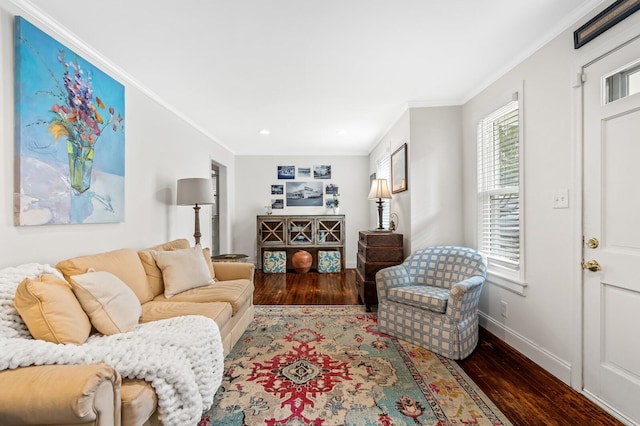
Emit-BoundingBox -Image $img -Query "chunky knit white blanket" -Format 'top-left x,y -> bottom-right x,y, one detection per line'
0,263 -> 224,426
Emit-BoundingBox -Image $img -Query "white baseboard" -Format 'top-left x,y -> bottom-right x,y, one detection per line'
478,311 -> 572,385
582,390 -> 638,426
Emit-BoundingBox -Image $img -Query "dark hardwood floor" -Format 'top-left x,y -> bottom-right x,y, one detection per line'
253,269 -> 624,426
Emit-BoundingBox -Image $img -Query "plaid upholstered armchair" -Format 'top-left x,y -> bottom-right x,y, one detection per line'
376,246 -> 487,359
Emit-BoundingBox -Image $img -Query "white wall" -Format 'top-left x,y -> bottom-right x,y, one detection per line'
462,35 -> 577,382
461,6 -> 640,384
368,106 -> 463,256
409,106 -> 463,251
0,1 -> 235,268
233,155 -> 369,268
368,110 -> 411,252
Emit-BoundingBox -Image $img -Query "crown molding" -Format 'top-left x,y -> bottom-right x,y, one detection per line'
5,0 -> 235,155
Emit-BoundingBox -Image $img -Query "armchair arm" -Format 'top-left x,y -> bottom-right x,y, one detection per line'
212,262 -> 255,283
375,264 -> 411,301
445,276 -> 485,321
0,363 -> 121,426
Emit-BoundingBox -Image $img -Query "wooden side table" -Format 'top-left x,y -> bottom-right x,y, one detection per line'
211,254 -> 249,263
356,231 -> 404,311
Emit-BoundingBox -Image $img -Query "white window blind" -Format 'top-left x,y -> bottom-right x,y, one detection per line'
477,100 -> 520,267
376,155 -> 391,229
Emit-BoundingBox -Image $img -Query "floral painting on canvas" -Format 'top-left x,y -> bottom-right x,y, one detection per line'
14,17 -> 125,225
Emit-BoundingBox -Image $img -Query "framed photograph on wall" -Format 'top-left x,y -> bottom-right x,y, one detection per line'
297,167 -> 311,178
286,182 -> 323,206
271,184 -> 284,195
325,184 -> 339,195
313,165 -> 331,179
391,143 -> 407,193
277,166 -> 295,179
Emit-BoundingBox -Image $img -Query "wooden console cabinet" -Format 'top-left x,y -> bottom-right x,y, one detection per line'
257,215 -> 345,271
356,231 -> 404,311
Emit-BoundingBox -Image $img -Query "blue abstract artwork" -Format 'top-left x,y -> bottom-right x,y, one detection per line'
14,17 -> 125,225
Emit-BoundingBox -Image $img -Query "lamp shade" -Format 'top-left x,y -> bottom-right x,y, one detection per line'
368,179 -> 391,200
177,178 -> 215,206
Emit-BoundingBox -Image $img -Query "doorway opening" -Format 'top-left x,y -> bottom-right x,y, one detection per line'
210,162 -> 220,256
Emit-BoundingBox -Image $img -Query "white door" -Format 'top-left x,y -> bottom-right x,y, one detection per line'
583,36 -> 640,425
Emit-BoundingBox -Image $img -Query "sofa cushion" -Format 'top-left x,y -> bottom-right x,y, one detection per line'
57,249 -> 153,304
138,239 -> 192,297
387,285 -> 450,314
152,279 -> 253,315
121,379 -> 157,426
69,271 -> 142,335
13,274 -> 91,345
153,246 -> 215,298
202,247 -> 216,280
140,300 -> 232,329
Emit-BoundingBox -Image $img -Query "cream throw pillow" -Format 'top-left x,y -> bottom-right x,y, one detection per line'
153,245 -> 215,298
14,274 -> 91,345
69,270 -> 142,335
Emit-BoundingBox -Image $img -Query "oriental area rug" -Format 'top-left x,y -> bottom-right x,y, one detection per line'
202,306 -> 512,426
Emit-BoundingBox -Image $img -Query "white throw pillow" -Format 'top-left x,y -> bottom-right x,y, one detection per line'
69,270 -> 142,335
153,245 -> 215,298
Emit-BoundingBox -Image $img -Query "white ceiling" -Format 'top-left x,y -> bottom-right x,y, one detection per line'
26,0 -> 602,156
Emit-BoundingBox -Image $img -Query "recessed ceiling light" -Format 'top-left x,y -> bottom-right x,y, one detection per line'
259,129 -> 271,135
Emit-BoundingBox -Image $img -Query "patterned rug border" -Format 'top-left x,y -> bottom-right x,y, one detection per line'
247,305 -> 511,425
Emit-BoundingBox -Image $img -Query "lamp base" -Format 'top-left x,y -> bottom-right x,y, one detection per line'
193,204 -> 202,246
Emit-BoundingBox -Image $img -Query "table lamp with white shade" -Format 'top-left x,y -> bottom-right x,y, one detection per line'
368,178 -> 391,231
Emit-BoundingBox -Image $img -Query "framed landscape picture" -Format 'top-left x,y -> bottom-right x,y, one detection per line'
297,167 -> 311,178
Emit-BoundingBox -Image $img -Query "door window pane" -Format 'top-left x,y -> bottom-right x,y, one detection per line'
605,62 -> 640,103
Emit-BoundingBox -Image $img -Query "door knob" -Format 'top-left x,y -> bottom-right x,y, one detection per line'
586,237 -> 599,249
582,259 -> 602,272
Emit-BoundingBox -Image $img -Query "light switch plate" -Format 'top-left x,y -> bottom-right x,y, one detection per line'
552,189 -> 569,209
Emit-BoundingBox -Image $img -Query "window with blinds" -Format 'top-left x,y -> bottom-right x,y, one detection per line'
376,155 -> 391,229
477,99 -> 520,268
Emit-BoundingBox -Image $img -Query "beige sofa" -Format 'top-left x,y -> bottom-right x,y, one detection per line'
0,239 -> 254,426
